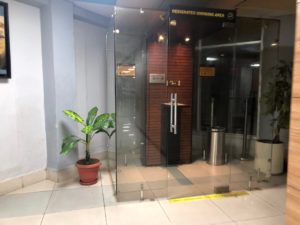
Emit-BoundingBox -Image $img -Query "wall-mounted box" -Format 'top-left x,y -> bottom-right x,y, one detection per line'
149,73 -> 166,84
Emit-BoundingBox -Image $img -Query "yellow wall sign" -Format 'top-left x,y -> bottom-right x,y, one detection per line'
200,67 -> 216,77
172,9 -> 224,18
170,7 -> 236,22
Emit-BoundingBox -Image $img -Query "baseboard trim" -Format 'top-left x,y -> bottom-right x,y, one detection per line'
0,152 -> 113,195
0,170 -> 46,195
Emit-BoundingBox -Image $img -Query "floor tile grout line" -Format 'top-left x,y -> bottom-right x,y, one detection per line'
232,214 -> 286,223
103,169 -> 172,223
208,198 -> 236,223
210,221 -> 238,225
156,199 -> 173,224
246,190 -> 285,215
250,188 -> 286,212
39,185 -> 56,225
209,192 -> 285,224
100,172 -> 109,225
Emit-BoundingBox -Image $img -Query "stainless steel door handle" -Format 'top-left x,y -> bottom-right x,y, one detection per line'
169,93 -> 178,134
174,93 -> 177,135
170,93 -> 174,133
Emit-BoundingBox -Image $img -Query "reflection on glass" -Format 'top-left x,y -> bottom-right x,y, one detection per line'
255,20 -> 289,182
113,5 -> 288,200
115,7 -> 169,201
199,44 -> 260,135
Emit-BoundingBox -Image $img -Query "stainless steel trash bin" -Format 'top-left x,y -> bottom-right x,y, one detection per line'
208,127 -> 225,165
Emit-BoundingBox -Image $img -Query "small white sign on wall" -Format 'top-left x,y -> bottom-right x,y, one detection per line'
149,73 -> 166,84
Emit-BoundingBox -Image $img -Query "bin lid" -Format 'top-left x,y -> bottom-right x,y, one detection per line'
210,126 -> 225,132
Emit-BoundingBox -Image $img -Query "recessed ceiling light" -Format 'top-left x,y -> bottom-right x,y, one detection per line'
250,63 -> 260,68
185,36 -> 190,42
170,20 -> 177,26
271,42 -> 278,47
113,29 -> 120,34
158,34 -> 165,42
159,14 -> 165,21
206,57 -> 218,62
140,8 -> 144,14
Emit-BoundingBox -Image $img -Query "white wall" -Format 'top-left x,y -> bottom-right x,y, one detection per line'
74,20 -> 108,157
42,0 -> 78,170
0,1 -> 46,181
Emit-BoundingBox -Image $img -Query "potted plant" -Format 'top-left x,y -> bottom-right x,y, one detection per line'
61,106 -> 115,185
255,60 -> 292,175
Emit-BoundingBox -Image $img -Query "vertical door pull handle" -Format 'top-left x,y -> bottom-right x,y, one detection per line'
170,93 -> 174,133
174,93 -> 177,134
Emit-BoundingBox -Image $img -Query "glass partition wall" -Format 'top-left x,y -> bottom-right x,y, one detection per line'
114,7 -> 169,200
256,20 -> 288,188
114,7 -> 287,201
106,22 -> 117,192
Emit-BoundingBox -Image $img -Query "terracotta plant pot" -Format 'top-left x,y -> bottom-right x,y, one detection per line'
76,158 -> 101,185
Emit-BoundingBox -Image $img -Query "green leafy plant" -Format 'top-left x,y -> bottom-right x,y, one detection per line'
261,60 -> 292,143
61,107 -> 116,164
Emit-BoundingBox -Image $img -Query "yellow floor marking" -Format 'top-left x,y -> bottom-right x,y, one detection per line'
168,191 -> 249,203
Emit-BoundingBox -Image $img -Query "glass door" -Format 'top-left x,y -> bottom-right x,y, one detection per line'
226,18 -> 263,192
114,7 -> 169,201
227,18 -> 286,192
167,11 -> 236,198
166,15 -> 278,198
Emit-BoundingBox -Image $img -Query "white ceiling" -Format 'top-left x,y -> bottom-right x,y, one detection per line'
72,0 -> 296,18
73,1 -> 114,17
116,0 -> 165,9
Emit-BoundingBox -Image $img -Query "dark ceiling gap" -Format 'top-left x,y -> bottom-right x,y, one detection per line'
234,0 -> 248,9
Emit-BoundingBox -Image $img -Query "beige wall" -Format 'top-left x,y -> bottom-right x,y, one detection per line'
286,2 -> 300,224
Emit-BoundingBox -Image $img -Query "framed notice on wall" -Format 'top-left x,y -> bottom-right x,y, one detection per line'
0,1 -> 10,79
116,65 -> 136,77
199,66 -> 216,77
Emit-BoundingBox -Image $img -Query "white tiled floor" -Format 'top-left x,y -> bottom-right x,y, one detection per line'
160,199 -> 232,225
211,194 -> 281,221
236,215 -> 285,225
106,201 -> 172,225
251,187 -> 287,213
0,215 -> 43,225
0,171 -> 286,225
116,159 -> 286,199
42,208 -> 106,225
